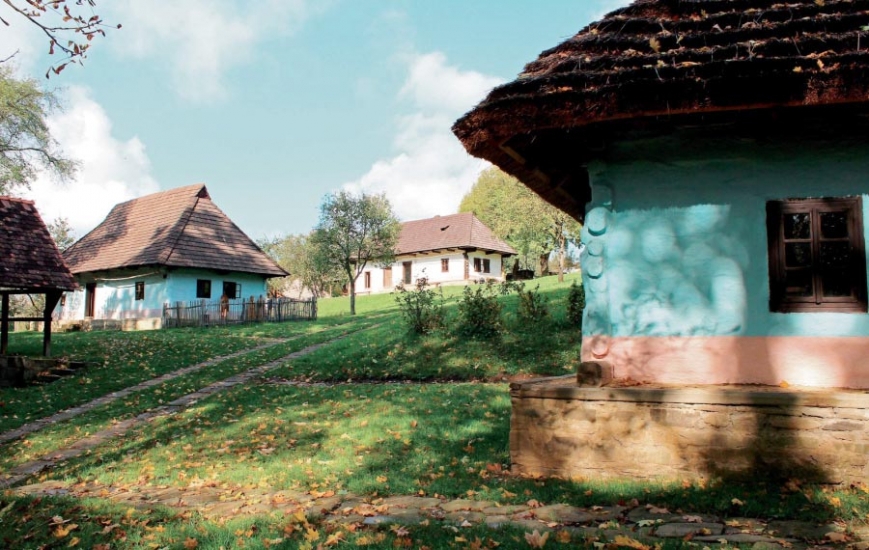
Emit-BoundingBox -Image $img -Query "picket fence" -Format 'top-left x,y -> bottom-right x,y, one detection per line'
162,296 -> 317,328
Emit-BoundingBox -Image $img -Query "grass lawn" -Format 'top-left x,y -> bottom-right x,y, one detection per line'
1,275 -> 867,548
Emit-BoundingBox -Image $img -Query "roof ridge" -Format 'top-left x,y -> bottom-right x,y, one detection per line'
0,196 -> 35,205
160,190 -> 203,265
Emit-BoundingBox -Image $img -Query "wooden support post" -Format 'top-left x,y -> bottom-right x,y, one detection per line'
1,293 -> 9,355
43,290 -> 63,357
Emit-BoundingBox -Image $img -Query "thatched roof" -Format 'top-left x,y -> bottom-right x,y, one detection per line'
397,213 -> 516,256
64,184 -> 287,278
453,0 -> 869,220
0,197 -> 77,292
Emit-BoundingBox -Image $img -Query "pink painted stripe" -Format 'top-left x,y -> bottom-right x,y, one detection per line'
583,335 -> 869,389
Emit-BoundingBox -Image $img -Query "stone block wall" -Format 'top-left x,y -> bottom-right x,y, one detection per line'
511,376 -> 869,484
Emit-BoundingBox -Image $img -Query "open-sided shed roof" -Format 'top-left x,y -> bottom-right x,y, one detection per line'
0,197 -> 76,292
453,0 -> 869,220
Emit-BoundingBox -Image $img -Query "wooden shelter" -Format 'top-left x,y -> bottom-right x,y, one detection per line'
0,197 -> 77,356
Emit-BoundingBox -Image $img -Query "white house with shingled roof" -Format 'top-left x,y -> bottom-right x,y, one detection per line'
352,212 -> 515,295
57,184 -> 287,328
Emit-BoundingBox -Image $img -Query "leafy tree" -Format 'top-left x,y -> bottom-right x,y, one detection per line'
47,216 -> 74,251
459,167 -> 582,281
0,68 -> 76,194
311,190 -> 400,315
0,0 -> 120,76
259,232 -> 342,298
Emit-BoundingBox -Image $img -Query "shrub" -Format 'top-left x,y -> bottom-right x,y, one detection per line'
455,281 -> 502,338
515,282 -> 549,325
394,277 -> 445,334
567,280 -> 586,328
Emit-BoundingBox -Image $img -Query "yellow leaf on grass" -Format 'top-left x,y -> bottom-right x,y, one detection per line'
555,530 -> 571,543
376,475 -> 388,483
304,527 -> 320,542
613,535 -> 650,550
67,537 -> 80,547
183,537 -> 199,549
524,530 -> 549,548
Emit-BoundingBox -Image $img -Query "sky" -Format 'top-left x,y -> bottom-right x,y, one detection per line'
5,0 -> 628,242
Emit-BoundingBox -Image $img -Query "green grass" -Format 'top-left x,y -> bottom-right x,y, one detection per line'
1,274 -> 866,548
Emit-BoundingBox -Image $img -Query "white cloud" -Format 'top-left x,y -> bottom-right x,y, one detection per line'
107,0 -> 322,103
23,86 -> 159,236
343,52 -> 503,221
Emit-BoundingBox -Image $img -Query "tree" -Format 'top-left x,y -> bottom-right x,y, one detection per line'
0,68 -> 76,194
459,167 -> 582,281
259,232 -> 342,298
47,216 -> 74,251
0,0 -> 120,76
311,191 -> 400,315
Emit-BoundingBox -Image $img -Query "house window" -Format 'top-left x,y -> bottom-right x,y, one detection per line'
766,196 -> 867,312
135,281 -> 145,301
483,259 -> 491,273
223,281 -> 241,299
473,258 -> 482,272
197,279 -> 211,299
60,294 -> 66,307
441,258 -> 449,272
364,271 -> 372,289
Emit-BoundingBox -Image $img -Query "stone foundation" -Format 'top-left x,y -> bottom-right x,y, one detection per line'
510,375 -> 869,484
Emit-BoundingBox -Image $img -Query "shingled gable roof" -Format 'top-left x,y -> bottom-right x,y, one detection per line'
63,184 -> 287,278
453,0 -> 869,220
396,213 -> 516,256
0,197 -> 77,292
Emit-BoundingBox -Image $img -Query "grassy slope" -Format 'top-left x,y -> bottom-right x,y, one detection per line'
1,274 -> 865,549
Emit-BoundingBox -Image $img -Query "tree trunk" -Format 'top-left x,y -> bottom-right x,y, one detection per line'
557,231 -> 566,283
538,253 -> 549,277
349,283 -> 356,315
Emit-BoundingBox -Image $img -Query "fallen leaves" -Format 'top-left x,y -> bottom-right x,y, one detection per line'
524,529 -> 549,548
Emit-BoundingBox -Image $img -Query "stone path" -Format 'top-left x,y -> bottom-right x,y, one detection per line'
0,336 -> 294,445
0,332 -> 358,489
14,480 -> 861,548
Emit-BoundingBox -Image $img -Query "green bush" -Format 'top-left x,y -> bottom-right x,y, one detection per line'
567,280 -> 586,327
515,282 -> 549,325
394,277 -> 445,334
455,281 -> 503,339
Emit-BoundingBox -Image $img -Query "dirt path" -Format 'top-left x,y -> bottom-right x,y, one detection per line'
0,337 -> 295,446
0,329 -> 367,488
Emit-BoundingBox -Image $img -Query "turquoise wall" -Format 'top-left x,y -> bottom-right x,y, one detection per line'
167,269 -> 269,304
581,136 -> 869,339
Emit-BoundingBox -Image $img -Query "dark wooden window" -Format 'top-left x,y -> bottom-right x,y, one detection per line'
767,197 -> 867,312
483,259 -> 491,273
197,279 -> 211,299
364,271 -> 371,289
223,281 -> 241,299
473,258 -> 482,272
135,281 -> 145,301
441,258 -> 449,272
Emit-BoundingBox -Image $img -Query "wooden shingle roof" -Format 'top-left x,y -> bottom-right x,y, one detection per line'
453,0 -> 869,220
397,213 -> 516,256
0,197 -> 77,292
63,184 -> 288,278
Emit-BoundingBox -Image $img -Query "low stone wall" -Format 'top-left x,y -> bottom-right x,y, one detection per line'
511,376 -> 869,485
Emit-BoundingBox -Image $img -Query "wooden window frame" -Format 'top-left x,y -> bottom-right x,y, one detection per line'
135,281 -> 145,301
223,281 -> 241,299
483,258 -> 491,274
766,196 -> 867,313
473,257 -> 482,272
196,279 -> 211,299
364,271 -> 371,289
441,258 -> 449,273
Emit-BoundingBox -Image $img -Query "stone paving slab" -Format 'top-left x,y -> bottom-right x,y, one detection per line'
10,478 -> 862,548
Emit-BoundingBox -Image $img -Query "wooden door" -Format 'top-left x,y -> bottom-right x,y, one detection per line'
402,261 -> 412,284
85,283 -> 96,318
383,267 -> 392,288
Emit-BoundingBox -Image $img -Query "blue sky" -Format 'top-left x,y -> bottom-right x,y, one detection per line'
8,0 -> 626,240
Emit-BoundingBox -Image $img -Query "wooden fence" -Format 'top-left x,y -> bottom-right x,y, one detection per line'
162,296 -> 317,329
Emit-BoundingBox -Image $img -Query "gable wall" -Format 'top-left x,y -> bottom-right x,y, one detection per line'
581,136 -> 869,388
